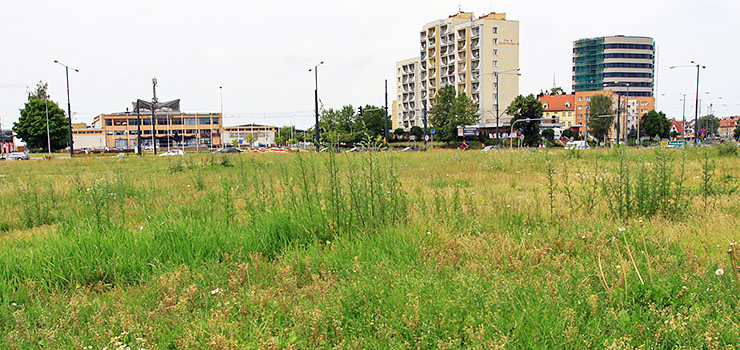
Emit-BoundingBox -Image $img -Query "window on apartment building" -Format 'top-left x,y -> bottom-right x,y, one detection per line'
565,102 -> 571,108
585,97 -> 591,101
212,118 -> 219,125
157,118 -> 168,125
113,120 -> 127,126
568,112 -> 572,116
585,106 -> 590,110
578,106 -> 583,110
128,119 -> 139,125
493,49 -> 498,56
129,130 -> 139,135
143,119 -> 152,126
171,118 -> 183,125
143,130 -> 151,135
492,27 -> 498,34
185,118 -> 196,125
199,118 -> 211,125
641,102 -> 648,106
105,119 -> 113,126
106,131 -> 113,135
186,129 -> 196,134
493,38 -> 498,45
578,114 -> 582,119
578,97 -> 583,102
157,130 -> 169,135
493,60 -> 498,67
114,131 -> 126,135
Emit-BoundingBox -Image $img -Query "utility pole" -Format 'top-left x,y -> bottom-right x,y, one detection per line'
45,94 -> 51,155
384,79 -> 389,147
219,86 -> 223,147
152,77 -> 158,155
54,60 -> 78,157
136,100 -> 142,155
681,94 -> 686,142
309,62 -> 323,151
616,93 -> 621,145
422,100 -> 428,146
494,71 -> 500,146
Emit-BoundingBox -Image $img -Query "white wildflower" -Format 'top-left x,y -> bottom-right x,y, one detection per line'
716,268 -> 724,276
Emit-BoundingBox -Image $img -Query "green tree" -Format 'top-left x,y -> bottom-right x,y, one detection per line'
562,129 -> 575,140
243,133 -> 256,146
356,105 -> 386,140
506,94 -> 544,147
587,94 -> 614,142
640,110 -> 671,139
14,82 -> 68,151
429,85 -> 479,143
734,123 -> 740,140
541,129 -> 555,142
274,136 -> 285,145
409,126 -> 423,140
393,127 -> 405,141
698,114 -> 720,137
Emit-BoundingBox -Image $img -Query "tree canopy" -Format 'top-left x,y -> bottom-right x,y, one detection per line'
14,82 -> 69,151
640,110 -> 671,139
429,85 -> 479,143
587,94 -> 613,142
506,94 -> 544,147
698,114 -> 720,137
319,104 -> 387,144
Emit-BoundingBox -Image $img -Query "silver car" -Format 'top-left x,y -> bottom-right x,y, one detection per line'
3,151 -> 30,160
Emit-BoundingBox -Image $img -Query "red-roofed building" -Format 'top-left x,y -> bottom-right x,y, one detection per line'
538,93 -> 576,128
719,116 -> 740,138
669,120 -> 683,136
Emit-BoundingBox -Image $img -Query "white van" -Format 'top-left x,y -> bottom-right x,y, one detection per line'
565,140 -> 590,150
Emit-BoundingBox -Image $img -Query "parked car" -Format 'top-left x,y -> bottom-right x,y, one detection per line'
159,149 -> 186,157
212,148 -> 242,153
3,151 -> 30,160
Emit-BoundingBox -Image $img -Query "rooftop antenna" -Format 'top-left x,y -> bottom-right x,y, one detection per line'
458,0 -> 461,13
553,74 -> 556,90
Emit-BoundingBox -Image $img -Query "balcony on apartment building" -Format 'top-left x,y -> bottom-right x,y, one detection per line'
472,82 -> 480,92
471,93 -> 480,102
457,40 -> 466,51
458,51 -> 466,60
471,61 -> 480,71
457,29 -> 466,40
471,38 -> 480,49
458,62 -> 466,73
471,26 -> 480,38
471,73 -> 479,82
471,49 -> 480,60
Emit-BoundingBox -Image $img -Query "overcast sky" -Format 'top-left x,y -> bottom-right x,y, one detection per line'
1,0 -> 737,129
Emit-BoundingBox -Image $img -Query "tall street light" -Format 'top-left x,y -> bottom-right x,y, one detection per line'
54,60 -> 78,157
490,68 -> 520,146
309,61 -> 324,151
219,86 -> 223,148
670,61 -> 706,144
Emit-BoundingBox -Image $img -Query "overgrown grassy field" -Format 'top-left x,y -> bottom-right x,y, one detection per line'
1,147 -> 739,349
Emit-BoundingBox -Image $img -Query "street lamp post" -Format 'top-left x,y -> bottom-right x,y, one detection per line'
309,61 -> 324,151
670,62 -> 706,144
44,94 -> 51,155
491,68 -> 520,146
509,117 -> 546,148
219,86 -> 223,148
53,60 -> 78,157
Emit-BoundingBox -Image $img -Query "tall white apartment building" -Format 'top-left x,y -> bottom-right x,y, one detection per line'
399,12 -> 519,131
395,57 -> 422,129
